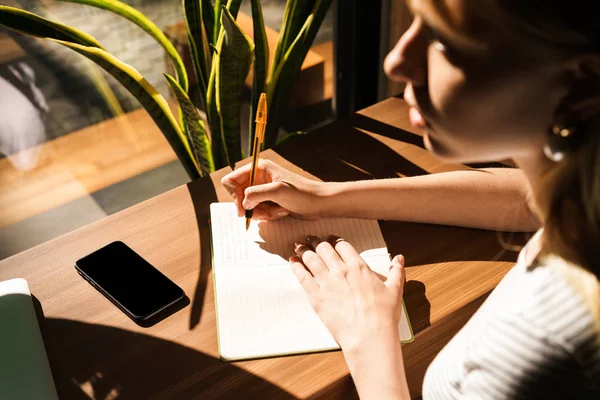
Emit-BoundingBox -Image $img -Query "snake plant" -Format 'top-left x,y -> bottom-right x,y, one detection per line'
0,0 -> 332,179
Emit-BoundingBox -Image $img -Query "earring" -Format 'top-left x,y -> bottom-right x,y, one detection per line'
543,124 -> 575,162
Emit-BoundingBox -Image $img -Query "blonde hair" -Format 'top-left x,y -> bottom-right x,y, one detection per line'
499,0 -> 600,334
534,124 -> 600,337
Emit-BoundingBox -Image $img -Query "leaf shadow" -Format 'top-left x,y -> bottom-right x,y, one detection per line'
186,175 -> 219,330
275,117 -> 429,182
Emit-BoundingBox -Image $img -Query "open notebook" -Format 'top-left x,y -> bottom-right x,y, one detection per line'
210,202 -> 414,361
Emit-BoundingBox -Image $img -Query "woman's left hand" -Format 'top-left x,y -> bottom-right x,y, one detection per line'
290,235 -> 406,352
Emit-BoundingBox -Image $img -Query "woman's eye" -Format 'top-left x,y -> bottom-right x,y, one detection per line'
427,28 -> 448,52
425,26 -> 460,60
432,39 -> 447,52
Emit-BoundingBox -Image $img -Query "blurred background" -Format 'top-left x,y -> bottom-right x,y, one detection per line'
0,0 -> 411,259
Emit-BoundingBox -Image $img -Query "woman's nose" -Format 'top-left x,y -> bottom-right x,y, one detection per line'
384,18 -> 428,86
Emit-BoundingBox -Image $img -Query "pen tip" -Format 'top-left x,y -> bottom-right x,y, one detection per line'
245,218 -> 251,231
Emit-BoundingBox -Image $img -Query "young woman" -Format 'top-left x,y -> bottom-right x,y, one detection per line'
222,0 -> 600,398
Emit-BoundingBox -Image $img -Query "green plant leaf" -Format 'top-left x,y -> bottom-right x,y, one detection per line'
248,0 -> 269,154
10,1 -> 125,117
183,0 -> 208,104
206,3 -> 247,168
298,0 -> 333,66
206,64 -> 224,168
225,0 -> 243,20
270,0 -> 295,72
213,0 -> 243,47
61,42 -> 200,179
264,0 -> 333,148
0,5 -> 124,117
264,16 -> 312,148
213,0 -> 222,46
283,1 -> 315,51
202,0 -> 215,48
0,5 -> 103,48
274,130 -> 307,147
60,0 -> 189,92
165,74 -> 215,176
215,6 -> 254,168
269,0 -> 314,74
0,5 -> 201,178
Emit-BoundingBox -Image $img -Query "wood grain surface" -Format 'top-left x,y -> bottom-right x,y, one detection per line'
0,97 -> 521,399
0,106 -> 177,227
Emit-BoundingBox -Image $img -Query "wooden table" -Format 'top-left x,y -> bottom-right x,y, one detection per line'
0,97 -> 521,399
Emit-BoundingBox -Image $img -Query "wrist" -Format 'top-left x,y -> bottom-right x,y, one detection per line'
342,325 -> 400,361
314,181 -> 345,217
316,181 -> 353,217
342,326 -> 408,400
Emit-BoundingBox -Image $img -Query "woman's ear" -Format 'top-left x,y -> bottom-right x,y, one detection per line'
561,53 -> 600,121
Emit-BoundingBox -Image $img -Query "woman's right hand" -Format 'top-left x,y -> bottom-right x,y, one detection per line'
221,159 -> 330,221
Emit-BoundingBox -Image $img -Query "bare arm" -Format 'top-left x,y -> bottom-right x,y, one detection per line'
321,167 -> 540,232
344,329 -> 410,400
224,160 -> 541,232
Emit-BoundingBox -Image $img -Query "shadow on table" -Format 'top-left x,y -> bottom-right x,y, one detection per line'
276,116 -> 430,182
350,113 -> 426,149
167,109 -> 522,398
403,280 -> 431,334
380,220 -> 525,267
32,299 -> 296,399
186,176 -> 219,330
275,114 -> 526,267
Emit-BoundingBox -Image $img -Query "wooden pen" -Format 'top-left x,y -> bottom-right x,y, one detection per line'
245,93 -> 267,230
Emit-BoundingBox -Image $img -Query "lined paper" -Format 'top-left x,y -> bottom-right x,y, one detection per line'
210,202 -> 389,268
210,202 -> 414,361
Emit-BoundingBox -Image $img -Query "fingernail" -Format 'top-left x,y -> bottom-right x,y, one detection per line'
242,199 -> 252,209
276,210 -> 289,217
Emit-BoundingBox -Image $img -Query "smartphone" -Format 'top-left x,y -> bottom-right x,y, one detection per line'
75,241 -> 185,323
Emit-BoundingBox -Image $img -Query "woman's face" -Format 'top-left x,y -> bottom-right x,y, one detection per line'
385,0 -> 572,164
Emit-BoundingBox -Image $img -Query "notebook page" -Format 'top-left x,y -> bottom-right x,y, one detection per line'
214,265 -> 337,360
214,260 -> 413,361
210,202 -> 388,268
210,202 -> 414,360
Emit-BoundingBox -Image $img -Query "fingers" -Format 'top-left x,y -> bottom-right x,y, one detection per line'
306,235 -> 344,274
329,236 -> 364,273
243,181 -> 289,210
290,256 -> 318,294
221,179 -> 245,217
393,254 -> 405,269
221,163 -> 251,188
221,159 -> 273,187
221,163 -> 252,217
221,159 -> 277,216
250,203 -> 289,221
295,242 -> 329,281
385,254 -> 406,291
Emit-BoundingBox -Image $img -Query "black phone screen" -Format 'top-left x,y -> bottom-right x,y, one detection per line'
75,241 -> 184,320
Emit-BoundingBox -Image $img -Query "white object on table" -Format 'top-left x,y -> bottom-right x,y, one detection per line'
0,278 -> 58,400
